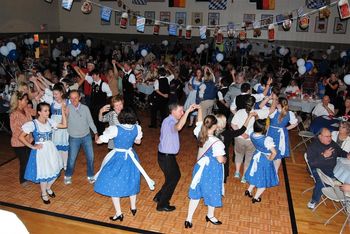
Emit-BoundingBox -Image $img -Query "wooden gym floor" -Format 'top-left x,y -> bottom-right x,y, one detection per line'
0,114 -> 349,234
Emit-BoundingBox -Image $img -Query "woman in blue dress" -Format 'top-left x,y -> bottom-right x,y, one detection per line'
244,119 -> 278,203
267,97 -> 298,172
51,84 -> 69,170
184,112 -> 226,228
19,102 -> 66,204
94,107 -> 154,221
184,68 -> 203,127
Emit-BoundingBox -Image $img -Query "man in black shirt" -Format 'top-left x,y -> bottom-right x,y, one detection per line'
306,128 -> 350,209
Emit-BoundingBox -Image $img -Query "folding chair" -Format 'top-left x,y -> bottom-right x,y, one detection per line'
292,114 -> 315,150
302,153 -> 315,195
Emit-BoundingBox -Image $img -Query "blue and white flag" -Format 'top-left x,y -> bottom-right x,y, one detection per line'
306,0 -> 329,9
62,0 -> 73,10
132,0 -> 147,4
136,16 -> 146,32
168,24 -> 177,36
100,6 -> 112,22
200,26 -> 207,40
209,0 -> 227,10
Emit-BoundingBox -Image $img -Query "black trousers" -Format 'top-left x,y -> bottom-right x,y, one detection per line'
155,152 -> 181,207
91,106 -> 105,136
150,99 -> 168,127
13,146 -> 30,184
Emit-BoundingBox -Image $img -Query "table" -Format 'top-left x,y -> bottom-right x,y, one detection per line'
334,157 -> 350,184
136,83 -> 154,95
288,98 -> 320,113
309,116 -> 340,134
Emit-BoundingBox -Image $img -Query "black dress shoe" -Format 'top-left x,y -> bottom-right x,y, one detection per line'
205,216 -> 222,225
244,190 -> 253,198
156,205 -> 176,212
153,197 -> 160,203
184,221 -> 193,228
252,197 -> 262,203
130,208 -> 137,216
109,214 -> 124,221
47,189 -> 56,198
41,195 -> 51,205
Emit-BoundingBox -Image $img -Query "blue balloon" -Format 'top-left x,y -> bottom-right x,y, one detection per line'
7,49 -> 18,61
72,44 -> 78,50
33,41 -> 40,48
78,42 -> 84,50
305,62 -> 313,72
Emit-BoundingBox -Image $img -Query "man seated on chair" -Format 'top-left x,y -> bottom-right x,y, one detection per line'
306,128 -> 350,209
312,95 -> 335,118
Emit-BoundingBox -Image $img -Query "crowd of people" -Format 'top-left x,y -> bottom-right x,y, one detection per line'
1,38 -> 350,228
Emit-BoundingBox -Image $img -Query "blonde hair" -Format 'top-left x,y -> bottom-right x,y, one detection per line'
17,82 -> 29,92
215,114 -> 227,134
198,115 -> 218,147
10,91 -> 28,113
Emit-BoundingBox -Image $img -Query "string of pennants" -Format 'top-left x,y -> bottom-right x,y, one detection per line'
60,0 -> 350,40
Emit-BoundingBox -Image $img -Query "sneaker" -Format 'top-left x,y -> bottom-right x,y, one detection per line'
87,176 -> 95,184
307,201 -> 316,209
64,176 -> 72,185
234,172 -> 240,178
240,177 -> 246,183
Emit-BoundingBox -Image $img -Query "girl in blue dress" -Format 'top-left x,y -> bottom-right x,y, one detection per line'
185,112 -> 226,228
19,102 -> 66,204
51,84 -> 69,170
244,119 -> 278,203
267,97 -> 298,172
94,108 -> 154,222
184,68 -> 203,127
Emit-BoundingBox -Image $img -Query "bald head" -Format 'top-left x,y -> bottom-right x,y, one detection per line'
318,128 -> 332,145
322,95 -> 330,106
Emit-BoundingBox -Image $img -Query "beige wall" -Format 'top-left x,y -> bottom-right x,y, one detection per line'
0,0 -> 59,32
0,0 -> 349,44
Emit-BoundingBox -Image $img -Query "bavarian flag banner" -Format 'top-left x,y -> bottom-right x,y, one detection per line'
169,0 -> 186,8
136,16 -> 146,32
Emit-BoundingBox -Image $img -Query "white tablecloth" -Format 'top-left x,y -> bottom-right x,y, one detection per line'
136,83 -> 154,95
334,157 -> 350,184
288,98 -> 321,113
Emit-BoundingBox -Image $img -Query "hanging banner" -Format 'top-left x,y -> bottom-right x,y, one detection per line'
153,20 -> 160,35
200,26 -> 207,40
62,0 -> 73,11
338,0 -> 350,19
216,29 -> 223,44
120,12 -> 128,28
136,16 -> 146,32
185,25 -> 192,39
100,6 -> 112,22
268,24 -> 275,42
209,0 -> 228,10
178,26 -> 183,38
168,24 -> 177,36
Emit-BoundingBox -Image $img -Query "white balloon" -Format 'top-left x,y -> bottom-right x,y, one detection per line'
28,38 -> 34,45
86,39 -> 92,47
340,51 -> 347,58
162,40 -> 169,46
141,49 -> 148,57
204,43 -> 209,49
326,49 -> 332,55
76,49 -> 81,55
297,58 -> 305,67
24,39 -> 29,45
56,38 -> 61,43
279,47 -> 285,55
344,74 -> 350,85
298,66 -> 306,75
52,48 -> 61,59
284,48 -> 289,55
216,53 -> 224,62
0,46 -> 9,56
199,44 -> 205,50
130,40 -> 135,46
72,38 -> 79,45
71,50 -> 78,57
6,42 -> 16,51
330,45 -> 335,50
196,47 -> 202,54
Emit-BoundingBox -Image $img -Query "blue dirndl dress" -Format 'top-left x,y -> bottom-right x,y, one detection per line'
184,77 -> 202,115
24,120 -> 64,183
188,136 -> 225,207
244,134 -> 278,188
50,101 -> 69,152
267,110 -> 297,160
94,125 -> 141,197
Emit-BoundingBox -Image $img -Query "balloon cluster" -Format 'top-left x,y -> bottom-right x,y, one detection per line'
24,38 -> 34,46
71,38 -> 85,57
276,46 -> 290,56
0,42 -> 18,61
326,45 -> 335,55
56,36 -> 64,43
196,43 -> 209,54
297,58 -> 314,75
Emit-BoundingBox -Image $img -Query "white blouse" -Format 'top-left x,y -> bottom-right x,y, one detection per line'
99,124 -> 143,143
269,110 -> 298,125
22,119 -> 58,134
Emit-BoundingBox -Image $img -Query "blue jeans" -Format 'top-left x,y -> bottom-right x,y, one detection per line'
310,167 -> 333,203
65,134 -> 94,177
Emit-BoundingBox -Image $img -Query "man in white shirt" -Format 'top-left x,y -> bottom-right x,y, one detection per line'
312,95 -> 335,117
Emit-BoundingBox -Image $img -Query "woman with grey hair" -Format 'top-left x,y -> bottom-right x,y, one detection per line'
331,121 -> 350,152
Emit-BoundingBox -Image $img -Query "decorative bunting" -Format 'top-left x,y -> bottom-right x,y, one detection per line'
153,20 -> 160,35
81,1 -> 92,14
132,0 -> 147,5
169,0 -> 186,8
338,0 -> 350,19
178,26 -> 183,38
306,0 -> 329,9
200,26 -> 207,40
209,0 -> 227,10
62,0 -> 73,11
185,25 -> 192,39
268,24 -> 275,42
100,6 -> 112,22
168,24 -> 177,36
136,16 -> 146,32
120,12 -> 128,28
215,29 -> 223,44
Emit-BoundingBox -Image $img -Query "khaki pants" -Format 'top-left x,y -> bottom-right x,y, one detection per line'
200,99 -> 215,119
234,137 -> 255,169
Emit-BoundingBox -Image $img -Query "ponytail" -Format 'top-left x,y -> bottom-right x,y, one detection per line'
278,97 -> 289,123
198,115 -> 217,147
